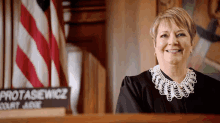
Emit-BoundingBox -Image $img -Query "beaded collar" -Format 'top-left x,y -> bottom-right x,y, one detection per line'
149,65 -> 197,102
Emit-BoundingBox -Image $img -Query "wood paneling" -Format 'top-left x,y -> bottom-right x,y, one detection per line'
66,23 -> 106,67
64,0 -> 107,114
4,0 -> 12,88
98,61 -> 106,113
63,0 -> 105,8
63,7 -> 105,23
0,0 -> 19,89
0,0 -> 3,89
81,51 -> 106,114
106,0 -> 157,113
64,1 -> 106,67
138,0 -> 157,72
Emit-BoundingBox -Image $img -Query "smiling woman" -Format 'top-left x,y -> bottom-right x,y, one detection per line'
116,7 -> 220,114
155,21 -> 193,83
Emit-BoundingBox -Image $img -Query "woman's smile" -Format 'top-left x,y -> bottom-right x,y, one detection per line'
165,49 -> 182,53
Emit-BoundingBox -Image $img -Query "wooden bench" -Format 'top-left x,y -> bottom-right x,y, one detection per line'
0,109 -> 219,123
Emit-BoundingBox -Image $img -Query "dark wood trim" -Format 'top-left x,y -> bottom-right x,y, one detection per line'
65,20 -> 105,25
63,6 -> 105,12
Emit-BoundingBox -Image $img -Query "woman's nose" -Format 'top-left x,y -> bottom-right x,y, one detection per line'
168,34 -> 178,45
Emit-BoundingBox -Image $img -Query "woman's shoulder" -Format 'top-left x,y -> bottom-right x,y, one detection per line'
190,68 -> 220,87
191,68 -> 219,81
117,69 -> 154,113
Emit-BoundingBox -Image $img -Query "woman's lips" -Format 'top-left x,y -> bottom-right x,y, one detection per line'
165,49 -> 182,53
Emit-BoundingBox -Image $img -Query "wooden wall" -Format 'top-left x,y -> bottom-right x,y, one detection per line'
106,0 -> 157,113
63,0 -> 106,68
63,0 -> 107,113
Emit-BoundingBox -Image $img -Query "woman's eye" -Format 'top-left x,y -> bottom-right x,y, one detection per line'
160,34 -> 168,38
177,33 -> 186,37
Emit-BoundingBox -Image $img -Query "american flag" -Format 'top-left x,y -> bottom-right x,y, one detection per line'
12,0 -> 68,88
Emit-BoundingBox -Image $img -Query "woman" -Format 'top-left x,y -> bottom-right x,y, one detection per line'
116,7 -> 220,114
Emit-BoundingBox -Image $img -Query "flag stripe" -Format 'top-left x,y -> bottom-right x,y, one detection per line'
44,8 -> 52,87
20,3 -> 51,74
17,23 -> 49,87
51,0 -> 68,86
21,0 -> 49,43
50,1 -> 59,48
13,0 -> 68,89
51,61 -> 60,87
51,0 -> 65,33
51,34 -> 60,75
50,0 -> 62,87
13,64 -> 33,88
16,46 -> 44,87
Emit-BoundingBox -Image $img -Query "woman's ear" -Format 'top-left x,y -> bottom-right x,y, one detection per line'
191,39 -> 194,46
190,41 -> 194,53
153,38 -> 156,48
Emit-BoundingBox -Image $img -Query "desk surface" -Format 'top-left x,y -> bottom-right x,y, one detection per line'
0,113 -> 220,123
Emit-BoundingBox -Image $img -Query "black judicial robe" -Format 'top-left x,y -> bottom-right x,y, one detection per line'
116,68 -> 220,114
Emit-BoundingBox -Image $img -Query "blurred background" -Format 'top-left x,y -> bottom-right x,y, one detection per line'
1,0 -> 220,114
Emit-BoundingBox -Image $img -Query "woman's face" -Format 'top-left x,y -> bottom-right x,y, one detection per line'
155,20 -> 193,66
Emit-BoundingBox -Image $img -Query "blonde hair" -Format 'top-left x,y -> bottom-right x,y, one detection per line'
150,7 -> 196,44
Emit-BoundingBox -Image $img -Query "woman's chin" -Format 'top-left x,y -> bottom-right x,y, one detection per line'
164,58 -> 183,65
167,60 -> 180,65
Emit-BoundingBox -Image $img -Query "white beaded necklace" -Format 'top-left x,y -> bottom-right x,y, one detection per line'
149,65 -> 197,102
